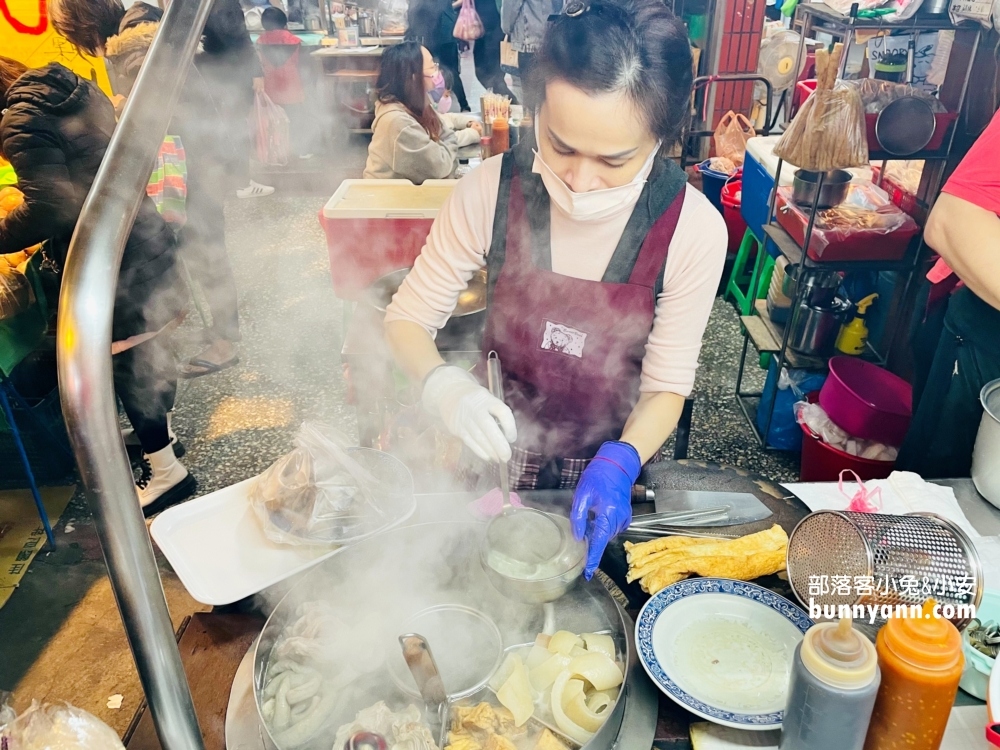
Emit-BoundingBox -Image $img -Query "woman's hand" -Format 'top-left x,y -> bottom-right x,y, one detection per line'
253,77 -> 266,94
570,441 -> 641,580
469,121 -> 483,135
422,365 -> 517,462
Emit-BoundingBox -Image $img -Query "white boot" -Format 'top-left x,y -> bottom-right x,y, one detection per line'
123,413 -> 183,456
136,445 -> 196,517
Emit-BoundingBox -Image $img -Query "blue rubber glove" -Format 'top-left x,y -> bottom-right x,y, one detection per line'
571,441 -> 641,580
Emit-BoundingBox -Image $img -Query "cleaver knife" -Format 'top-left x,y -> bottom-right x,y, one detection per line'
645,489 -> 773,527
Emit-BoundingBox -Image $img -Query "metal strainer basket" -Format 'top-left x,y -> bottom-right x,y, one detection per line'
787,511 -> 982,628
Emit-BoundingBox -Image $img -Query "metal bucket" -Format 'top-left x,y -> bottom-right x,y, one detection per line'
973,379 -> 1000,506
252,521 -> 657,750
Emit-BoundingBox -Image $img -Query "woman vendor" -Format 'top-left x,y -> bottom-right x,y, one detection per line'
384,0 -> 727,578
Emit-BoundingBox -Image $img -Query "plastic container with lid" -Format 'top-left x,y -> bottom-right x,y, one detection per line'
780,617 -> 880,750
863,599 -> 964,750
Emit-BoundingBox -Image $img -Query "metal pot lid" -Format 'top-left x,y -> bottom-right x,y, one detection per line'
876,97 -> 936,156
366,268 -> 487,317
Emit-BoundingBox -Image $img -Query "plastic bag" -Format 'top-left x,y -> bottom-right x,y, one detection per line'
774,43 -> 868,171
839,469 -> 883,512
713,111 -> 755,166
795,401 -> 899,461
453,0 -> 484,41
146,135 -> 187,227
776,182 -> 919,255
0,701 -> 125,750
844,78 -> 947,115
249,422 -> 388,546
756,362 -> 827,451
252,91 -> 290,167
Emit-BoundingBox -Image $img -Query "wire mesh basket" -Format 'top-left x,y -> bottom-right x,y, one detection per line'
787,511 -> 982,628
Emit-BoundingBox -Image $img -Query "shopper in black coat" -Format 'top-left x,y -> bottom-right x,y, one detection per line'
51,0 -> 248,378
406,0 -> 471,111
0,58 -> 195,515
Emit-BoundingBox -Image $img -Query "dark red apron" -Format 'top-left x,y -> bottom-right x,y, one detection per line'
481,144 -> 688,489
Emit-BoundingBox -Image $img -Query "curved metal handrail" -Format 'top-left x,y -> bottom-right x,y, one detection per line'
56,0 -> 214,746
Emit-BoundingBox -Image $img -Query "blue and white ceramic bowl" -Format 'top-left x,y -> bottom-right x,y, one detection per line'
636,577 -> 813,731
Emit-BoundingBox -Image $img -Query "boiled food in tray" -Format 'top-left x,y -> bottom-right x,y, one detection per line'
482,630 -> 624,747
624,525 -> 788,594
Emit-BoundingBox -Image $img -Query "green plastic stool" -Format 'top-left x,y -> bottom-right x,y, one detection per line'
725,228 -> 775,316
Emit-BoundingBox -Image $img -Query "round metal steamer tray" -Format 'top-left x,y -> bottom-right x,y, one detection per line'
227,521 -> 658,750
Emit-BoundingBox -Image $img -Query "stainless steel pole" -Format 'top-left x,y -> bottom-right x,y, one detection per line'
56,0 -> 214,746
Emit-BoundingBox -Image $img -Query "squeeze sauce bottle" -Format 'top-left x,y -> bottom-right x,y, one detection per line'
780,616 -> 880,750
863,599 -> 964,750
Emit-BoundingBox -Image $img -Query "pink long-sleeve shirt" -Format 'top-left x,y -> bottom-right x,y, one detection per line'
384,155 -> 728,396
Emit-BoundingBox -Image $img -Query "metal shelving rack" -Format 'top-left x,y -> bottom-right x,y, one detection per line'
734,3 -> 982,449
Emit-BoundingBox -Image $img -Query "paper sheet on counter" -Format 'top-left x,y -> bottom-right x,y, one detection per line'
782,471 -> 979,538
688,705 -> 986,750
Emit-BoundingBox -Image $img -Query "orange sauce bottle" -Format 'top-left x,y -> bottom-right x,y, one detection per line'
863,599 -> 964,750
491,117 -> 510,154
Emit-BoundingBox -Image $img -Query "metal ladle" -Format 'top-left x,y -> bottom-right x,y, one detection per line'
483,352 -> 563,565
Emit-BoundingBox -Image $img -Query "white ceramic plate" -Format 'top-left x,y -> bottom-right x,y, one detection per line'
636,578 -> 813,730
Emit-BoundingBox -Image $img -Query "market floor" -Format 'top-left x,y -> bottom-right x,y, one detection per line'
0,154 -> 798,729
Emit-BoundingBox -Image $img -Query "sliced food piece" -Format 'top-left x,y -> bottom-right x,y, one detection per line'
565,683 -> 612,733
551,671 -> 596,745
534,728 -> 570,750
488,653 -> 520,693
568,652 -> 624,692
525,643 -> 553,670
529,653 -> 571,693
497,656 -> 534,727
582,633 -> 616,660
586,689 -> 617,715
548,630 -> 583,655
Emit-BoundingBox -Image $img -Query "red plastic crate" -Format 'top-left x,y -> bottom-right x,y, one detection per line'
319,179 -> 456,300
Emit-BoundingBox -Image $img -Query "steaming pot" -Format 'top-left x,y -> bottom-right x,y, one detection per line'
252,520 -> 657,750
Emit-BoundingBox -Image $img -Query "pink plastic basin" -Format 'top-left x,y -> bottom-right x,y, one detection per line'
819,357 -> 913,447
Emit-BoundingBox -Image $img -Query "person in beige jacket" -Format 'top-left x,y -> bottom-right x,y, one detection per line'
364,42 -> 482,184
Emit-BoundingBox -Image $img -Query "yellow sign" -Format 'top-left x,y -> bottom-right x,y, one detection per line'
0,0 -> 112,95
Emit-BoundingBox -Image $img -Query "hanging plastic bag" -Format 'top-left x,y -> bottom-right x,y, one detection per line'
453,0 -> 485,41
773,44 -> 868,171
713,111 -> 755,167
249,422 -> 393,546
756,362 -> 827,451
0,700 -> 126,749
252,91 -> 290,167
146,135 -> 188,227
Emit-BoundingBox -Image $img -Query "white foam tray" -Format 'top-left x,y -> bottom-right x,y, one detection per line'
149,479 -> 342,606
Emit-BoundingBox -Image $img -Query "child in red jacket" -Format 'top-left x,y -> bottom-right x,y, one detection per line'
257,7 -> 314,158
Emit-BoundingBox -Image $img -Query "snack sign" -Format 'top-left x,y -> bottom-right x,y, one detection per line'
0,0 -> 112,94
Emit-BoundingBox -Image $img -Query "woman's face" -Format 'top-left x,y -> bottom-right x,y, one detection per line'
537,80 -> 659,192
420,47 -> 439,93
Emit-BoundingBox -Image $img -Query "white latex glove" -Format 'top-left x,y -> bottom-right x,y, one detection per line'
422,365 -> 517,462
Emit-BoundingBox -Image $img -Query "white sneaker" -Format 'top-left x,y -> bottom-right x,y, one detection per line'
236,180 -> 275,199
136,446 -> 197,517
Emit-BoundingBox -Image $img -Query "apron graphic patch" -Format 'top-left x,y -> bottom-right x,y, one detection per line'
541,321 -> 587,358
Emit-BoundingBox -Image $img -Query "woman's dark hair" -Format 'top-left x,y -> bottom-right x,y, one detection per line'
261,7 -> 288,30
0,56 -> 29,113
375,42 -> 441,141
50,0 -> 126,57
441,66 -> 454,92
530,0 -> 693,148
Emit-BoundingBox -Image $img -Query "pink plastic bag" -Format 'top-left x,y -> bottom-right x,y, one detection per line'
840,469 -> 882,513
252,91 -> 290,167
453,0 -> 485,41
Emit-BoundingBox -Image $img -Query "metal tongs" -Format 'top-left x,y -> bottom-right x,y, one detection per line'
625,507 -> 739,540
399,633 -> 450,748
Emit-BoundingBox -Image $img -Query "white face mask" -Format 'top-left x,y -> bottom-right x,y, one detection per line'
532,124 -> 661,222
